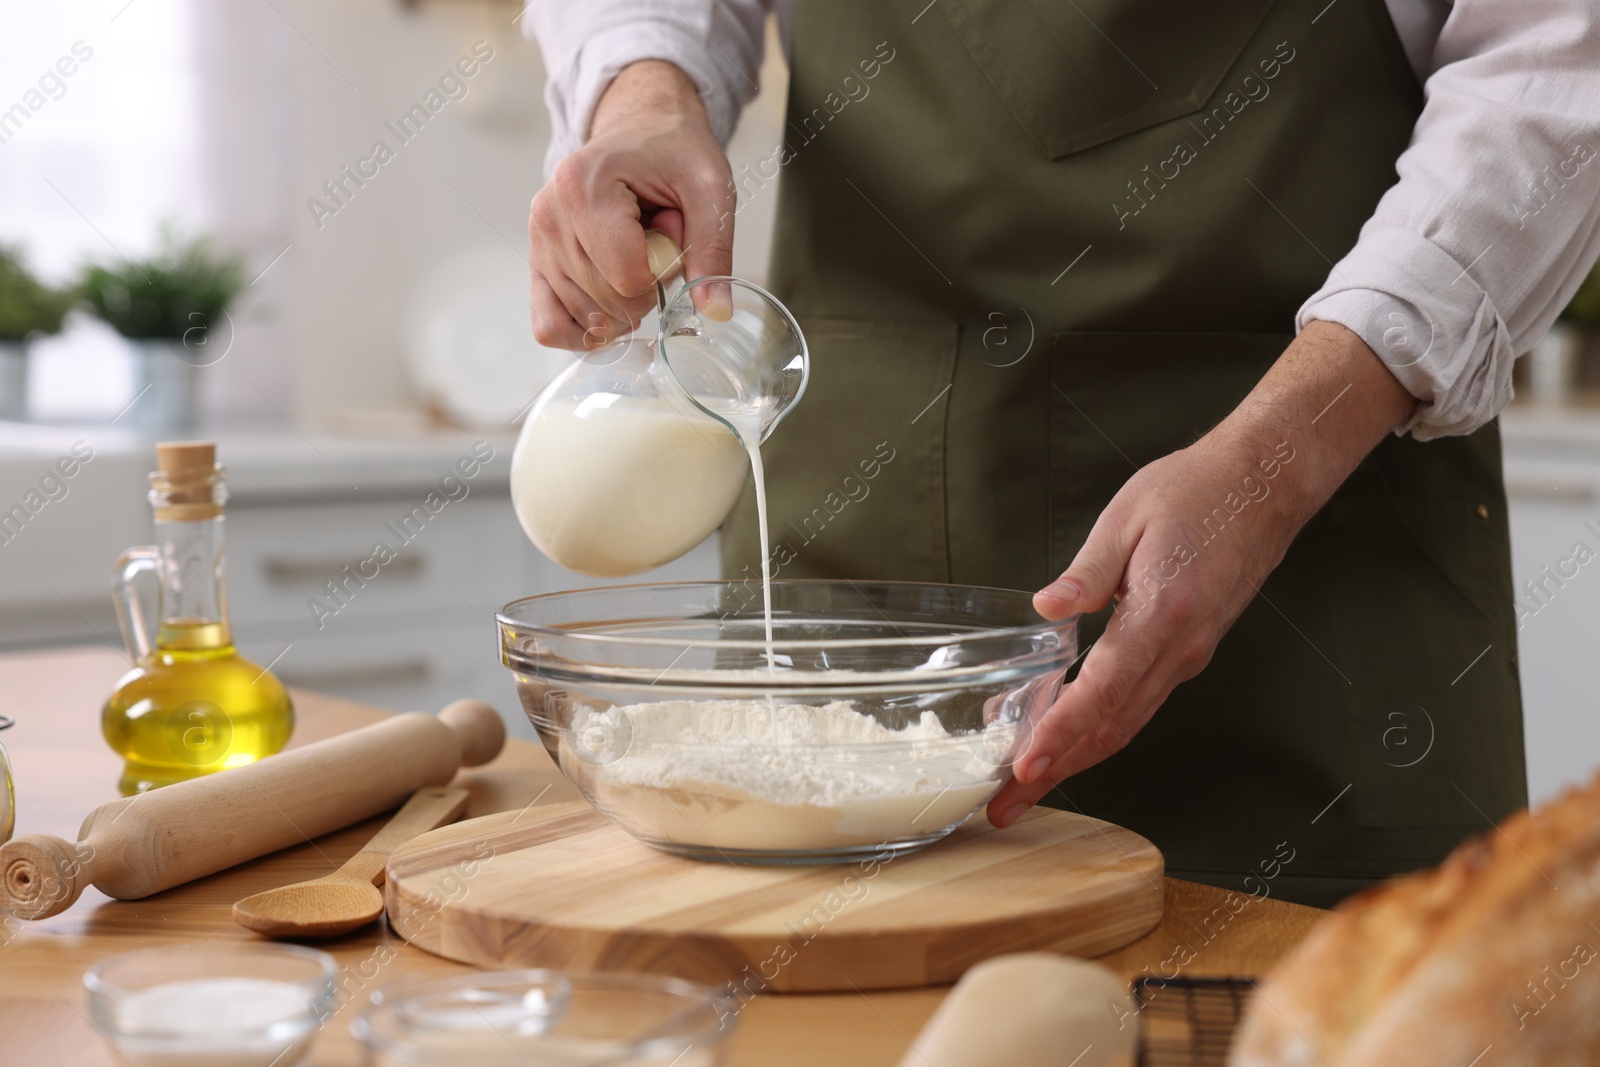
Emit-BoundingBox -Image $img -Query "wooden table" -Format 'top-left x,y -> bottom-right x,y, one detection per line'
0,647 -> 1324,1065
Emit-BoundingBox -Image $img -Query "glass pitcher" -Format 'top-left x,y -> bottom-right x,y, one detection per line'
510,235 -> 808,578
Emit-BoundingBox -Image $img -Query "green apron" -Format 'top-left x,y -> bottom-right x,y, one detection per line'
722,0 -> 1528,907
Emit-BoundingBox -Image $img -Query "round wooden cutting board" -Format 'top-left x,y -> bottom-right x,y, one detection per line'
384,801 -> 1164,993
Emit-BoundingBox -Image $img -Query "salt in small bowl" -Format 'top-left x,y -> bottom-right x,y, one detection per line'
84,942 -> 337,1067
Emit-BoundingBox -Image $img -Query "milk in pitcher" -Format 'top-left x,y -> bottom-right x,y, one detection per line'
510,392 -> 749,578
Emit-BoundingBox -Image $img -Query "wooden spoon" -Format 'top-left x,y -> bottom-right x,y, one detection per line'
233,786 -> 470,938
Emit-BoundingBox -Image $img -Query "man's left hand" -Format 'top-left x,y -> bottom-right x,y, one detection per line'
988,320 -> 1417,827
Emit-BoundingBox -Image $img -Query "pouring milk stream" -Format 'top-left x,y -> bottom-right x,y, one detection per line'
510,232 -> 808,663
510,249 -> 1019,859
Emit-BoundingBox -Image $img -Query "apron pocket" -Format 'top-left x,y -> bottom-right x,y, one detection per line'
1381,495 -> 1516,639
937,0 -> 1278,158
1316,492 -> 1527,830
721,318 -> 959,583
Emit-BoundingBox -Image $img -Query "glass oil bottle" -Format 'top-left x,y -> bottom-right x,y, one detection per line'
102,441 -> 293,794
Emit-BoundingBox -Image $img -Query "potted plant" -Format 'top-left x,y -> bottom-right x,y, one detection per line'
1560,260 -> 1600,331
81,232 -> 246,433
0,248 -> 76,422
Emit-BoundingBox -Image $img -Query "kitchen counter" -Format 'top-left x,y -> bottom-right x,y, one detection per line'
1502,400 -> 1600,456
0,646 -> 1325,1066
0,417 -> 517,501
0,418 -> 527,658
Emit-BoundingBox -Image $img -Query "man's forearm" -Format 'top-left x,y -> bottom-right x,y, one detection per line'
1214,320 -> 1417,531
590,60 -> 707,140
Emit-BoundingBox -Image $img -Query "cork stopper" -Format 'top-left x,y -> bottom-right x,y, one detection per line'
156,440 -> 216,477
151,440 -> 223,521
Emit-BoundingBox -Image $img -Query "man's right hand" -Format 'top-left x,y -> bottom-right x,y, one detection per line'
528,60 -> 735,350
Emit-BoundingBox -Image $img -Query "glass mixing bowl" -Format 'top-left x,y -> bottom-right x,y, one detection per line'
498,581 -> 1078,864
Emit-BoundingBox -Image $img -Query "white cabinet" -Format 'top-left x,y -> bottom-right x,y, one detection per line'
226,494 -> 528,630
0,422 -> 721,741
224,491 -> 720,738
224,491 -> 536,731
1501,436 -> 1600,805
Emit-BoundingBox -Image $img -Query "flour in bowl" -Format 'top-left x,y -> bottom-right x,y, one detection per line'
558,700 -> 1010,853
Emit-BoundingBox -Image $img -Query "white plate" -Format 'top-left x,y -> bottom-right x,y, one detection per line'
401,244 -> 573,426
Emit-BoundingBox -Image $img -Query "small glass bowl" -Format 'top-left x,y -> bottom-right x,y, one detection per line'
351,970 -> 737,1066
499,580 -> 1078,864
84,943 -> 337,1067
0,714 -> 14,844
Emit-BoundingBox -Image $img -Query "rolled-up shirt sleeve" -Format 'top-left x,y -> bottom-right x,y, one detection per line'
525,0 -> 773,178
1298,0 -> 1600,441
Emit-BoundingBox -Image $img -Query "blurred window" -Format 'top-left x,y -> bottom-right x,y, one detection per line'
0,1 -> 203,281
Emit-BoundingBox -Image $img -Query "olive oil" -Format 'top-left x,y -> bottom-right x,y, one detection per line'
102,442 -> 293,794
102,620 -> 292,795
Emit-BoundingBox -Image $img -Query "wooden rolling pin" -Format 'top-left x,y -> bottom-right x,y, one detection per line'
0,699 -> 504,920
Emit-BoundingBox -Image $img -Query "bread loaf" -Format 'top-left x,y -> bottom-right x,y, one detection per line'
1230,773 -> 1600,1066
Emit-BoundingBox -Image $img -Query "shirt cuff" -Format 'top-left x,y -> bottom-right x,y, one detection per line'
1297,228 -> 1515,442
543,21 -> 745,178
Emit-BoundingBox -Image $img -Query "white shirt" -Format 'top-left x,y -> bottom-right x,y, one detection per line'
526,0 -> 1600,440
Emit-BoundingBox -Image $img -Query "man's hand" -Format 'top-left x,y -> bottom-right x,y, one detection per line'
528,60 -> 734,350
988,321 -> 1418,827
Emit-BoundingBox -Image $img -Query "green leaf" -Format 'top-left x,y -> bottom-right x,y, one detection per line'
0,247 -> 76,341
78,227 -> 246,340
1559,259 -> 1600,330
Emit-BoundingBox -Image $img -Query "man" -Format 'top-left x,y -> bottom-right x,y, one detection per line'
524,0 -> 1600,906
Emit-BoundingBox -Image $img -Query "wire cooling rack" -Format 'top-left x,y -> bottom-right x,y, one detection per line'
1132,976 -> 1255,1067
